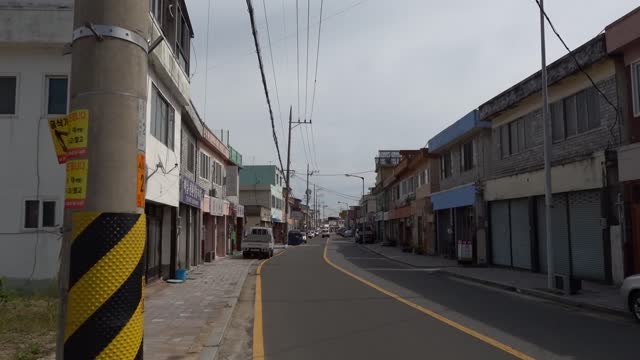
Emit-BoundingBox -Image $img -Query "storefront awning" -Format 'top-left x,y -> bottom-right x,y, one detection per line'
432,183 -> 476,211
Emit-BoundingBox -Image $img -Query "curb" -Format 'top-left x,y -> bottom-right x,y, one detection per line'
360,244 -> 628,319
360,243 -> 457,269
199,259 -> 257,360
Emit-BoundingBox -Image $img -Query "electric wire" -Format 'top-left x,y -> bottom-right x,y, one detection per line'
532,0 -> 620,147
245,0 -> 285,177
304,0 -> 311,120
296,0 -> 301,122
261,0 -> 286,142
308,0 -> 324,122
202,0 -> 212,118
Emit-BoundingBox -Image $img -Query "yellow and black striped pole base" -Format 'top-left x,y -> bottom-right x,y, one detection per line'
65,212 -> 146,359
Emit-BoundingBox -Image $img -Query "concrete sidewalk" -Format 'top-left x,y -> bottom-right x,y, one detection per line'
363,243 -> 626,316
143,258 -> 255,360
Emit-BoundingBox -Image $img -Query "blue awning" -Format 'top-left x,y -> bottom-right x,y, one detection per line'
432,183 -> 476,210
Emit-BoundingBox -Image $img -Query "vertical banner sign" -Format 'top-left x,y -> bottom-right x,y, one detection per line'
136,153 -> 145,208
65,159 -> 89,209
48,116 -> 69,164
67,109 -> 89,159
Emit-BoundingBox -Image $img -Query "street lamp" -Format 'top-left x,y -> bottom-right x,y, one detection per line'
345,174 -> 365,233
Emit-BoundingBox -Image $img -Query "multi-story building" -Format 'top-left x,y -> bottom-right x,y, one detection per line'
606,7 -> 640,277
144,0 -> 194,281
480,34 -> 622,283
372,151 -> 401,242
178,103 -> 204,271
0,0 -> 196,284
239,165 -> 285,242
428,110 -> 492,264
0,0 -> 73,287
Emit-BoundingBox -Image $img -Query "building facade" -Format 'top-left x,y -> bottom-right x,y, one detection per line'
428,110 -> 491,264
0,0 -> 73,287
239,165 -> 285,242
480,34 -> 622,283
606,8 -> 640,276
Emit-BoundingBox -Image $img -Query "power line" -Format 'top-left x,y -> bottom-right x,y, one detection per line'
246,0 -> 285,177
532,0 -> 620,147
310,124 -> 321,170
291,174 -> 361,200
304,0 -> 311,120
261,0 -> 286,141
207,0 -> 373,72
309,0 -> 324,122
314,170 -> 374,176
202,0 -> 212,120
296,0 -> 301,122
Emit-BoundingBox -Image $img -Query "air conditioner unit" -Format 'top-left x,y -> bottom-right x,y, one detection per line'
209,188 -> 217,197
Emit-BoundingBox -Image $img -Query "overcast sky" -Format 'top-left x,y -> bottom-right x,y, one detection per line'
186,0 -> 637,217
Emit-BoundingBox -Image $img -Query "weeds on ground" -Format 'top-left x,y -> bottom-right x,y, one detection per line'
0,278 -> 58,360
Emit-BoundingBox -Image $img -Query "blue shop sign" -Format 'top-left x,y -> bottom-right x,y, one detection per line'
180,176 -> 204,207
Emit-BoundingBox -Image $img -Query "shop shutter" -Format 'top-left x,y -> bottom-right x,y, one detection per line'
491,200 -> 511,266
510,198 -> 531,270
436,210 -> 450,256
536,195 -> 571,276
569,190 -> 605,281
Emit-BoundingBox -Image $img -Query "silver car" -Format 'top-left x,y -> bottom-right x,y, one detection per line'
621,274 -> 640,322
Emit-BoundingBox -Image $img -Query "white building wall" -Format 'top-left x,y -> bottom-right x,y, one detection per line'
145,70 -> 181,207
0,46 -> 69,283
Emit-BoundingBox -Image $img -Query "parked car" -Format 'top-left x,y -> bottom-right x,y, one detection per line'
307,231 -> 315,239
243,227 -> 274,259
288,231 -> 305,246
621,274 -> 640,322
321,228 -> 330,238
344,229 -> 353,237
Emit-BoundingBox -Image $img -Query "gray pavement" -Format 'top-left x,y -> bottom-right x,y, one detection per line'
260,236 -> 639,360
143,257 -> 255,360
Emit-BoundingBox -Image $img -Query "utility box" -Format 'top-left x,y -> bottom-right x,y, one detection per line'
554,274 -> 582,295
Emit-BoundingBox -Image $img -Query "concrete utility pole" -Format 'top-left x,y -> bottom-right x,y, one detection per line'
346,174 -> 365,231
304,164 -> 316,232
539,0 -> 555,289
58,1 -> 149,359
313,184 -> 317,229
283,108 -> 312,240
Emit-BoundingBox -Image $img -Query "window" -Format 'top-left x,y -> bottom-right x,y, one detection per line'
499,117 -> 529,158
633,62 -> 640,117
440,153 -> 452,179
150,86 -> 175,149
272,195 -> 276,208
150,0 -> 164,26
0,76 -> 17,115
23,200 -> 57,229
550,87 -> 601,141
551,101 -> 564,142
426,168 -> 431,184
199,152 -> 210,180
460,141 -> 474,172
24,200 -> 39,229
419,171 -> 426,187
212,162 -> 223,185
186,140 -> 195,173
46,77 -> 68,115
175,3 -> 191,75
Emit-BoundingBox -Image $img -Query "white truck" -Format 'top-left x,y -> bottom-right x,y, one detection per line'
242,227 -> 275,259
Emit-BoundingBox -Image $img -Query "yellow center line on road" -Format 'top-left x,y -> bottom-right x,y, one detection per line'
253,247 -> 288,360
323,239 -> 536,360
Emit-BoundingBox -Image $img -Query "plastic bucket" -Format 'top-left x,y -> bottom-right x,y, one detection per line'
175,269 -> 188,281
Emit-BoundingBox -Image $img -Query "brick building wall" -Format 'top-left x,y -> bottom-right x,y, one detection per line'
438,130 -> 492,190
488,75 -> 620,180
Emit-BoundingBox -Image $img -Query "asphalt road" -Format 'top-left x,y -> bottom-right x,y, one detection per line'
259,236 -> 639,360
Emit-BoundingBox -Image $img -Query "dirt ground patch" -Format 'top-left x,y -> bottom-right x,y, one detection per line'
0,295 -> 57,360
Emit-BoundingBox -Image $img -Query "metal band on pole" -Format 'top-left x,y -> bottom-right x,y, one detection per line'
72,24 -> 149,53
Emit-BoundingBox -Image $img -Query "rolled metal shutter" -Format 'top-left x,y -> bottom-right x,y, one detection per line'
436,210 -> 449,256
536,196 -> 547,273
536,195 -> 571,276
510,198 -> 531,270
569,190 -> 605,281
491,201 -> 511,266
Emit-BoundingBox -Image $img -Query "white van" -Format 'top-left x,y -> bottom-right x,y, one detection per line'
243,227 -> 275,259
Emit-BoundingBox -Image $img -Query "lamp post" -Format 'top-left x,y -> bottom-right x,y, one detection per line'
345,174 -> 365,233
